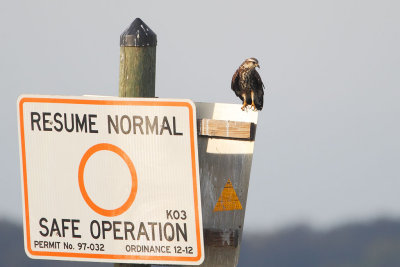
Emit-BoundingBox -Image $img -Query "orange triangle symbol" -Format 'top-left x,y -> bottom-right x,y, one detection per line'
214,179 -> 243,212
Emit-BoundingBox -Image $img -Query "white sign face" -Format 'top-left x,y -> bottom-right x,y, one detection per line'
17,95 -> 204,265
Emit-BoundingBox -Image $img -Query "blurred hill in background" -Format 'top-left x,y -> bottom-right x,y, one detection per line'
1,218 -> 400,267
239,218 -> 400,267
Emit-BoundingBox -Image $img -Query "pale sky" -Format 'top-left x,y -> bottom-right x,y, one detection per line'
1,0 -> 399,232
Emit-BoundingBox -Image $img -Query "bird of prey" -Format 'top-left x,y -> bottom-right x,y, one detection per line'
231,58 -> 265,111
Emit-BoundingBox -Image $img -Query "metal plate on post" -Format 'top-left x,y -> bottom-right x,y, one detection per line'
193,102 -> 258,267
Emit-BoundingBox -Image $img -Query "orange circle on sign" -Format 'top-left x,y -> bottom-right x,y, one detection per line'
78,143 -> 138,217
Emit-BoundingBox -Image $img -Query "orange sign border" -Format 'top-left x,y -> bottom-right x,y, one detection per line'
18,96 -> 202,263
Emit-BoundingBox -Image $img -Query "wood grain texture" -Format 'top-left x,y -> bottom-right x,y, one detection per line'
203,229 -> 239,248
116,27 -> 154,267
198,119 -> 256,140
119,46 -> 156,98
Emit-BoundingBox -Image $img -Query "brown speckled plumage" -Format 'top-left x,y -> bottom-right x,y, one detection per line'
231,58 -> 265,111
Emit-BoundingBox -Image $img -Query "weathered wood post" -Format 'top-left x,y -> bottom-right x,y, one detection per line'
114,17 -> 156,267
119,18 -> 156,97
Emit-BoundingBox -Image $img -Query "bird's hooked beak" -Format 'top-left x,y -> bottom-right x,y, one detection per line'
256,63 -> 260,69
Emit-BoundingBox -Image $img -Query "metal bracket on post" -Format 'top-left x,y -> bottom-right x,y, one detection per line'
193,102 -> 258,267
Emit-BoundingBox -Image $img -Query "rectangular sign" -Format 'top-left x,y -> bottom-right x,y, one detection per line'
17,95 -> 204,265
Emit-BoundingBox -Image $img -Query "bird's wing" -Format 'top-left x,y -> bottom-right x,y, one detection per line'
231,68 -> 243,99
254,70 -> 265,91
254,70 -> 265,110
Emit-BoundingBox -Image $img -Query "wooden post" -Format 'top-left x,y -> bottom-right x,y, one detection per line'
114,17 -> 156,267
119,18 -> 156,97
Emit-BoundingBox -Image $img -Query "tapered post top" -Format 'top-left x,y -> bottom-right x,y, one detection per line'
120,18 -> 157,47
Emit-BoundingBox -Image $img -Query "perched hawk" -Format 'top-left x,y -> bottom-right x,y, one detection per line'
231,58 -> 265,111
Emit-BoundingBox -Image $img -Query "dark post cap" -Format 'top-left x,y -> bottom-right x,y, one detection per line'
120,18 -> 157,47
